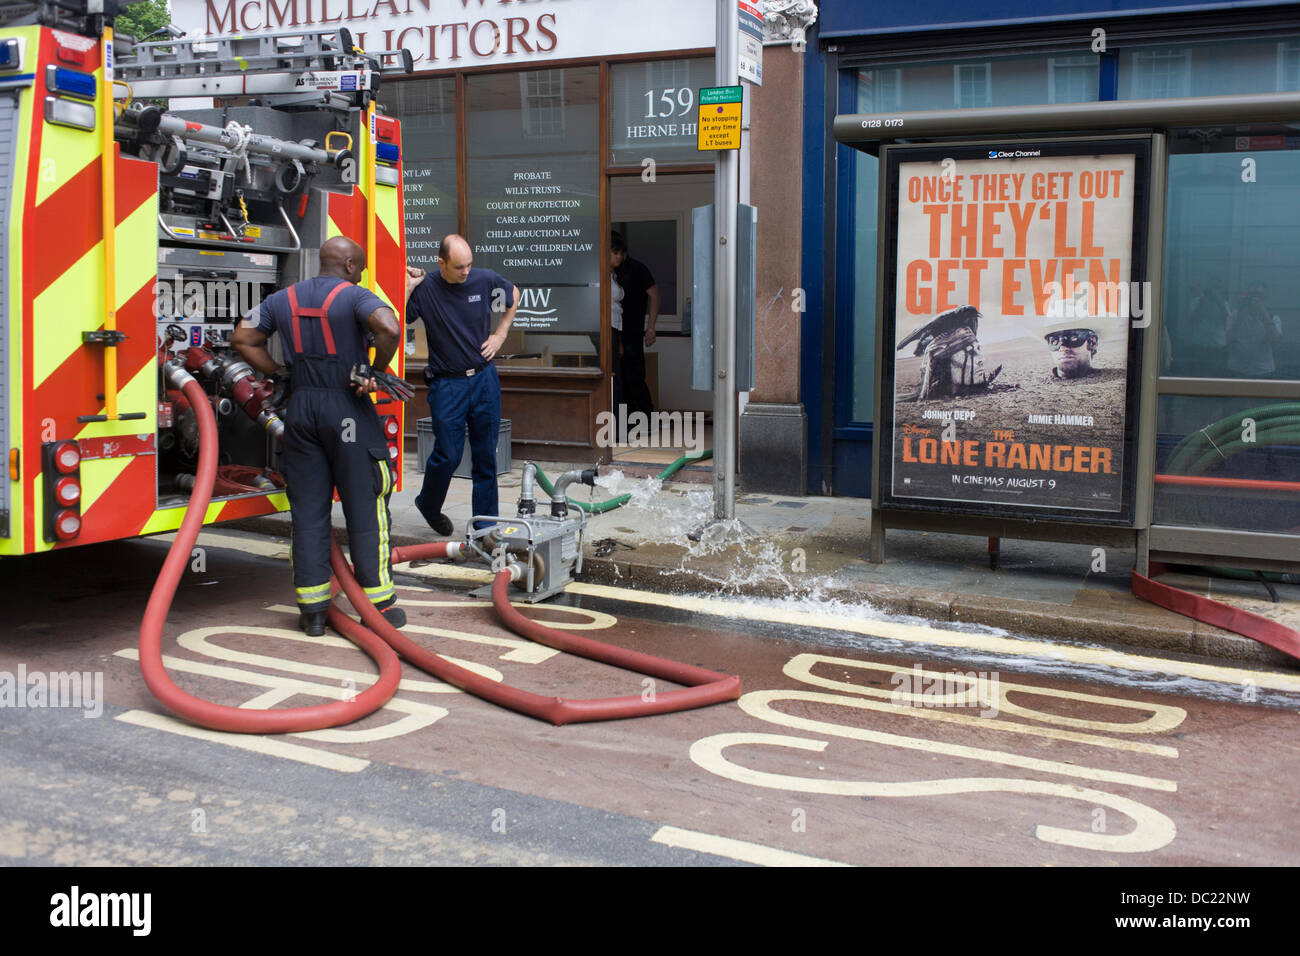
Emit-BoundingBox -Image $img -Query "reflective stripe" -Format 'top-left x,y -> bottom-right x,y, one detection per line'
374,459 -> 393,596
295,582 -> 331,601
363,583 -> 394,604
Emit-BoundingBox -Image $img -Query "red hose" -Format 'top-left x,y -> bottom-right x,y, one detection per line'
1133,564 -> 1300,661
138,377 -> 403,733
341,545 -> 741,725
1154,474 -> 1300,493
141,379 -> 739,731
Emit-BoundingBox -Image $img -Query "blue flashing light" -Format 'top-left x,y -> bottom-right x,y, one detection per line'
49,66 -> 96,100
0,39 -> 19,71
375,142 -> 400,164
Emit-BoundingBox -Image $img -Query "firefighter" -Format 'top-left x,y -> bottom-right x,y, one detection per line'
232,237 -> 405,636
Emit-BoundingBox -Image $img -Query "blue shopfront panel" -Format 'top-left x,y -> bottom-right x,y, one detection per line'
820,0 -> 1287,36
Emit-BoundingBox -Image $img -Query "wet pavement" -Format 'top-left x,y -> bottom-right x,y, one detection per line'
229,449 -> 1300,670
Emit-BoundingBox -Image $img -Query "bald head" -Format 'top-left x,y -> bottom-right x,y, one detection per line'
437,234 -> 473,284
320,236 -> 366,283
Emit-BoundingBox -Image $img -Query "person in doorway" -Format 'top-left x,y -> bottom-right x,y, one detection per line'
405,234 -> 519,535
232,237 -> 405,637
610,231 -> 659,422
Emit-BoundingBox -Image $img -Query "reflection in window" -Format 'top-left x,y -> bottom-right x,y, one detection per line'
1160,135 -> 1300,381
954,63 -> 990,108
1131,48 -> 1192,99
858,68 -> 902,112
521,70 -> 565,139
1278,41 -> 1300,91
387,80 -> 450,131
1048,55 -> 1098,104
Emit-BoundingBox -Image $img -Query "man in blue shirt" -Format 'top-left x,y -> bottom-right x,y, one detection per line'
405,234 -> 519,534
233,236 -> 404,637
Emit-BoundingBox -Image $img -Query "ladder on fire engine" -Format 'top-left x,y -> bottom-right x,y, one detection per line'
115,26 -> 412,107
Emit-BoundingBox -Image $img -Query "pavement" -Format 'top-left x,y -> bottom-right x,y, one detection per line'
229,446 -> 1300,670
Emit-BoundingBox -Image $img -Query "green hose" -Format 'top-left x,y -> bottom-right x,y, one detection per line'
1161,402 -> 1300,577
1164,403 -> 1300,475
531,449 -> 714,514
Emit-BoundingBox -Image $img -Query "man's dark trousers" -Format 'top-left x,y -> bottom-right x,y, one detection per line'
418,364 -> 500,526
282,355 -> 396,613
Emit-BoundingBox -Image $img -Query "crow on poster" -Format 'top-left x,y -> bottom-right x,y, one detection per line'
890,150 -> 1139,514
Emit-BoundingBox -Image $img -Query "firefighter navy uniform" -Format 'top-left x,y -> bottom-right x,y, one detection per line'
253,276 -> 397,617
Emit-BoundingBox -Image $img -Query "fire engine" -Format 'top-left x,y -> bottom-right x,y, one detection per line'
0,0 -> 410,557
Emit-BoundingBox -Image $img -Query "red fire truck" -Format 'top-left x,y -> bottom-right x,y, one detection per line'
1,0 -> 409,557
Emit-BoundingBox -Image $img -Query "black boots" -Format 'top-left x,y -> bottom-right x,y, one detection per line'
299,610 -> 327,637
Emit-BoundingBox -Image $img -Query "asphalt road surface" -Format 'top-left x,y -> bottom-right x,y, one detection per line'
2,528 -> 1298,870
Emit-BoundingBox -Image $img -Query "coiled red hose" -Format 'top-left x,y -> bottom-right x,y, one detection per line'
138,377 -> 403,733
141,380 -> 740,732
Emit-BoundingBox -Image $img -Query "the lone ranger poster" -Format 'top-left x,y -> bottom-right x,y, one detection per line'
881,140 -> 1150,522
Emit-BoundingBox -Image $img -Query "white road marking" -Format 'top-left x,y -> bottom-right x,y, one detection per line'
115,710 -> 371,773
651,825 -> 851,867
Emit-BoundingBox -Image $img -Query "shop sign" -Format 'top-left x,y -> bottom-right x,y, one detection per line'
173,0 -> 715,69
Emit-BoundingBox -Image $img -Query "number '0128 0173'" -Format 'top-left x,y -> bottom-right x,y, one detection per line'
861,118 -> 904,128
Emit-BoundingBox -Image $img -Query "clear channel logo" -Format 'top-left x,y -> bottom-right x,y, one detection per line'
988,149 -> 1043,159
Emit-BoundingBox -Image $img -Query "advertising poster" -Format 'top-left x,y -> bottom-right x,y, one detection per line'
883,141 -> 1149,521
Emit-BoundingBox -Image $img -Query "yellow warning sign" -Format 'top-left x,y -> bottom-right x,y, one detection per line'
698,86 -> 743,151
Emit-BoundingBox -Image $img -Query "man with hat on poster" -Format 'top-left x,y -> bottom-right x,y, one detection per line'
1043,324 -> 1101,379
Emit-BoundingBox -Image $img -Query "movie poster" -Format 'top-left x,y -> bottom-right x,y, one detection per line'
886,144 -> 1145,518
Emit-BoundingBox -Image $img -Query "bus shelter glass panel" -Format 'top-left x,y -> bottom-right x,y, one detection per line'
466,67 -> 600,364
1154,395 -> 1300,533
1160,132 -> 1300,380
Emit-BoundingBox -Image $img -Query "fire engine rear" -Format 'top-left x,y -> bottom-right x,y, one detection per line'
0,0 -> 410,556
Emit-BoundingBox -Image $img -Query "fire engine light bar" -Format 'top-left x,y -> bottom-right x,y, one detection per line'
53,442 -> 81,474
0,38 -> 20,70
374,165 -> 399,187
44,96 -> 96,131
45,65 -> 96,100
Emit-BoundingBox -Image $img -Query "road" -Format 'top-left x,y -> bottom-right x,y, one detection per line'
1,527 -> 1298,868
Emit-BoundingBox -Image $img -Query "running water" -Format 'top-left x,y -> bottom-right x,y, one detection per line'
584,470 -> 895,607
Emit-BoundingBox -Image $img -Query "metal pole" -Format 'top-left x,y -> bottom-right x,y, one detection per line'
713,0 -> 738,520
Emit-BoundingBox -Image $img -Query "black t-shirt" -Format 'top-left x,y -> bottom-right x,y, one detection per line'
253,276 -> 388,367
408,268 -> 516,375
615,256 -> 655,337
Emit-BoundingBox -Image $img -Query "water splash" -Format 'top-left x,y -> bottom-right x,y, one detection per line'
583,473 -> 862,601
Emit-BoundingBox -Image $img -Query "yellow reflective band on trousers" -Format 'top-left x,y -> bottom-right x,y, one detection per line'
296,582 -> 331,604
371,459 -> 394,604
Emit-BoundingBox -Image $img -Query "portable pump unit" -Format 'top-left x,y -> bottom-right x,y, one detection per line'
0,0 -> 412,556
